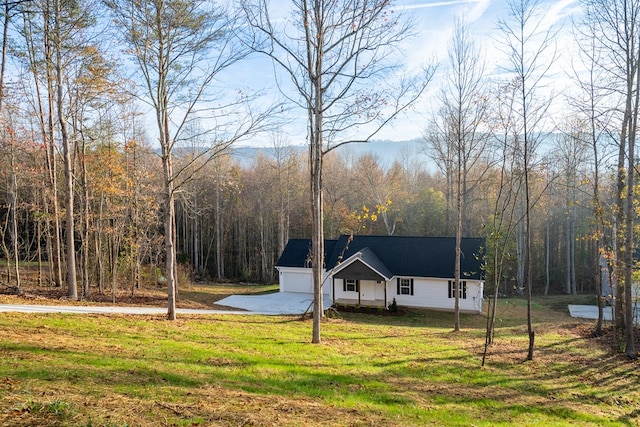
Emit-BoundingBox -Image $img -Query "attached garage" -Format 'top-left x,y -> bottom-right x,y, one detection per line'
277,267 -> 313,293
276,266 -> 331,295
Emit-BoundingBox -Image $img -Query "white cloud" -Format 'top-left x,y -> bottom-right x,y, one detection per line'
545,0 -> 581,28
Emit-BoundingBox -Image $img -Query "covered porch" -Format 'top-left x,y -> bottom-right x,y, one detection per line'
331,247 -> 393,309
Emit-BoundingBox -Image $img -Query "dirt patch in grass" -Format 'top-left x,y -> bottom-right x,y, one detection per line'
0,261 -> 281,310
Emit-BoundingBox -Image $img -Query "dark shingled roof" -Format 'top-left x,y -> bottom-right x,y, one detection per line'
275,239 -> 338,268
276,235 -> 485,280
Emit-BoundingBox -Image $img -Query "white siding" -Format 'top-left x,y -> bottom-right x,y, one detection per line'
277,267 -> 331,296
333,276 -> 484,312
390,277 -> 484,314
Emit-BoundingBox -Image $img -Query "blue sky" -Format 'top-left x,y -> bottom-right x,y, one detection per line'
230,0 -> 583,146
390,0 -> 581,139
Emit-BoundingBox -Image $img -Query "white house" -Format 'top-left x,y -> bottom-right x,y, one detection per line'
275,235 -> 485,314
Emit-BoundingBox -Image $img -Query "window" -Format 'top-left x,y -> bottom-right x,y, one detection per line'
343,279 -> 359,292
448,280 -> 467,299
397,278 -> 414,295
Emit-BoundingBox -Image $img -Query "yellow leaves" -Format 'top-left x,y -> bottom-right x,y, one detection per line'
347,200 -> 389,233
350,200 -> 392,223
374,198 -> 392,214
87,145 -> 129,199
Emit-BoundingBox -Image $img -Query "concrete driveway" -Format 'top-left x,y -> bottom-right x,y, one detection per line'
568,304 -> 639,324
568,305 -> 611,321
216,292 -> 332,315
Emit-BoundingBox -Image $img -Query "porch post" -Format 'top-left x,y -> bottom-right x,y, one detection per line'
332,277 -> 335,304
384,281 -> 387,308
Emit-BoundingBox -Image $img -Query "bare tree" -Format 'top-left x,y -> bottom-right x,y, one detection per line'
26,0 -> 108,299
268,135 -> 302,256
17,0 -> 66,289
482,78 -> 523,365
0,0 -> 28,292
554,121 -> 590,296
243,0 -> 434,343
497,0 -> 559,360
426,17 -> 489,331
53,0 -> 78,298
568,19 -> 616,336
582,0 -> 640,358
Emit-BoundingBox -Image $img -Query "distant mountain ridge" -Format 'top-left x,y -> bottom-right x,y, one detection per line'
231,139 -> 430,167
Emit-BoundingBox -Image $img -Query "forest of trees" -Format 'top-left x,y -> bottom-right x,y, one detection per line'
0,0 -> 639,352
0,129 -> 605,293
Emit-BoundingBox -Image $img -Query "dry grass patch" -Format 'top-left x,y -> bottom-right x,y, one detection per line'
2,381 -> 394,427
0,280 -> 277,311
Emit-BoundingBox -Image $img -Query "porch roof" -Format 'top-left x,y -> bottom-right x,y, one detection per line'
332,247 -> 392,281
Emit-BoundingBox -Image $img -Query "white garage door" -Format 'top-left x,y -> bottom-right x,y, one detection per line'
279,269 -> 314,293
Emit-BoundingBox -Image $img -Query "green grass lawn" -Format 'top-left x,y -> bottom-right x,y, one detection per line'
0,295 -> 638,426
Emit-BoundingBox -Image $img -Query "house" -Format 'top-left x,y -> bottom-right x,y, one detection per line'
275,235 -> 485,313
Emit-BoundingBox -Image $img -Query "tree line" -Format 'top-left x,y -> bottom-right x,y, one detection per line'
0,131 -> 605,292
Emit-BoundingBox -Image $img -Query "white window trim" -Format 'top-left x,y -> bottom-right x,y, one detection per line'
399,278 -> 412,295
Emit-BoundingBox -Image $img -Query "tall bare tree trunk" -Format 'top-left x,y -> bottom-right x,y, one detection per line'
454,147 -> 462,332
310,136 -> 324,344
161,119 -> 177,320
215,162 -> 224,280
623,69 -> 638,357
9,140 -> 20,291
80,137 -> 90,299
96,195 -> 105,293
523,70 -> 534,362
44,0 -> 64,289
54,0 -> 77,299
544,221 -> 550,296
243,0 -> 431,343
1,1 -> 22,291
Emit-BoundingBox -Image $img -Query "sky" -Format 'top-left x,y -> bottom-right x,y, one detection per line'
4,0 -> 583,149
383,0 -> 581,140
228,0 -> 584,147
